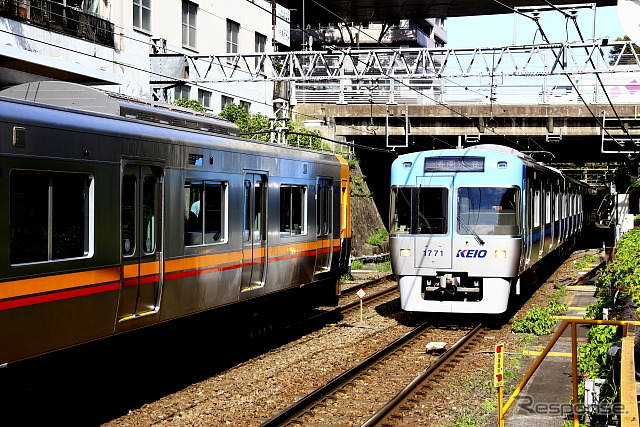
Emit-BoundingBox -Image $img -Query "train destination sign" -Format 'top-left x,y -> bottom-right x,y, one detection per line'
424,156 -> 484,172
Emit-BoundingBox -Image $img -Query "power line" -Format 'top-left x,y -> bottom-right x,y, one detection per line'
494,0 -> 638,152
303,0 -> 541,152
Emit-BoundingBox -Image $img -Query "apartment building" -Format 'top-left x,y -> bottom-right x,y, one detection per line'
0,0 -> 281,115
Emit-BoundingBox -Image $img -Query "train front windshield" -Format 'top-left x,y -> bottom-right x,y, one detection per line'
390,187 -> 448,234
457,187 -> 520,236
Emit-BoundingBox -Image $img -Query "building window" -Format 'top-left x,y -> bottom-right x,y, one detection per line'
227,19 -> 239,54
133,0 -> 151,32
175,85 -> 191,101
240,100 -> 251,112
10,171 -> 93,264
255,32 -> 266,72
221,95 -> 233,109
280,185 -> 306,236
198,89 -> 211,109
182,1 -> 197,49
184,180 -> 227,246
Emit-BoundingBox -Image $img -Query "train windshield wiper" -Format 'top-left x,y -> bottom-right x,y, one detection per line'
457,214 -> 485,246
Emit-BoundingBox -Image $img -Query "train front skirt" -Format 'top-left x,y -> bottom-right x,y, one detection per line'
398,276 -> 511,314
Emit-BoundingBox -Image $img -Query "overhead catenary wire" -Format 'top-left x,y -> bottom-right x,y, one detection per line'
495,0 -> 639,152
305,0 -> 557,154
5,2 -> 637,156
0,25 -> 390,153
0,2 -> 390,148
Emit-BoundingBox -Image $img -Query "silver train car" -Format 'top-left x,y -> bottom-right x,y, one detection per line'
390,144 -> 595,314
0,81 -> 351,365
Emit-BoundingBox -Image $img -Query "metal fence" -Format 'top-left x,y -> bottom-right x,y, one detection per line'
0,0 -> 114,47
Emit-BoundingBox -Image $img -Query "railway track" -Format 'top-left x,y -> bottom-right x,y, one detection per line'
260,318 -> 485,426
89,249 -> 602,426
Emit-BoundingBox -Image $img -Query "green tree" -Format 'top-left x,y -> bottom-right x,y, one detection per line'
285,120 -> 323,149
219,104 -> 329,152
172,98 -> 205,112
608,36 -> 640,65
219,103 -> 271,142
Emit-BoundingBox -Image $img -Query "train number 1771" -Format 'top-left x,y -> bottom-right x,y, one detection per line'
423,249 -> 444,257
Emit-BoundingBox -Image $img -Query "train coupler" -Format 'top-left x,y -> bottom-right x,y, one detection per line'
422,275 -> 483,301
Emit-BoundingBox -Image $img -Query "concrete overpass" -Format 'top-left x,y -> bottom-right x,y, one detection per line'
295,101 -> 640,165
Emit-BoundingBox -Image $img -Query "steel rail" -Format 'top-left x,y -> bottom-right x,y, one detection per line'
279,275 -> 397,336
361,323 -> 485,426
258,319 -> 434,427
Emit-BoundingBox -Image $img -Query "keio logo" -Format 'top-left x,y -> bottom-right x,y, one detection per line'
456,249 -> 487,258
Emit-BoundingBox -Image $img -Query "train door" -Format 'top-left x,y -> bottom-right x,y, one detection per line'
241,173 -> 267,292
415,176 -> 452,269
315,178 -> 333,274
118,163 -> 163,321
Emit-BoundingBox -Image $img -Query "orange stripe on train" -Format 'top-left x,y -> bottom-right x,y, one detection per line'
0,239 -> 340,302
0,267 -> 121,300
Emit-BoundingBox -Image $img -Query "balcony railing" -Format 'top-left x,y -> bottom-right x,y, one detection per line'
0,0 -> 114,47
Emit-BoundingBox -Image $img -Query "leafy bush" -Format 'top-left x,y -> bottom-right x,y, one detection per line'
546,299 -> 568,315
350,260 -> 364,270
583,253 -> 598,263
173,98 -> 205,112
346,155 -> 359,169
584,287 -> 617,320
573,260 -> 589,270
366,227 -> 389,246
598,228 -> 640,310
374,261 -> 391,272
511,306 -> 557,335
218,103 -> 270,142
577,325 -> 621,379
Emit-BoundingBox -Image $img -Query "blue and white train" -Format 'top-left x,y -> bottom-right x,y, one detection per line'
389,144 -> 596,314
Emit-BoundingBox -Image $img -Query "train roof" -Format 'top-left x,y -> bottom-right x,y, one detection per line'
0,81 -> 239,137
465,144 -> 529,159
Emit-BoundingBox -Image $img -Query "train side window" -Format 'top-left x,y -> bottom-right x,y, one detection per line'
280,184 -> 307,236
243,180 -> 251,242
143,175 -> 156,253
390,187 -> 412,234
317,179 -> 332,236
545,191 -> 551,224
184,180 -> 227,246
10,171 -> 92,264
534,190 -> 541,227
122,174 -> 136,256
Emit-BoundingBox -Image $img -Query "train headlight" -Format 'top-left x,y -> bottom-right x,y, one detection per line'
400,249 -> 412,257
494,249 -> 507,259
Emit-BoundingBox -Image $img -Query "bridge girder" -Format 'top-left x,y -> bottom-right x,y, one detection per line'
150,40 -> 639,84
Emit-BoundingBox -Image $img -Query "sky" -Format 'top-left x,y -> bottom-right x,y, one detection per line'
445,6 -> 627,48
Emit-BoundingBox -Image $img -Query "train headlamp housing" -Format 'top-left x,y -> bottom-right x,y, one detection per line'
494,249 -> 507,259
400,249 -> 412,257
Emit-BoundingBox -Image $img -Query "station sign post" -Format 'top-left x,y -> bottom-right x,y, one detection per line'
495,343 -> 505,427
356,288 -> 367,322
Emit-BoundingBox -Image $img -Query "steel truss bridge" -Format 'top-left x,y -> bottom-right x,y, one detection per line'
151,39 -> 640,105
150,39 -> 640,159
